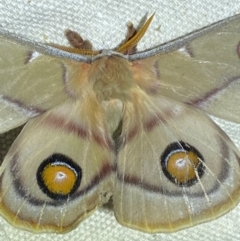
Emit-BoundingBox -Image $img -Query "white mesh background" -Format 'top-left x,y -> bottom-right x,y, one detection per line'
0,0 -> 240,240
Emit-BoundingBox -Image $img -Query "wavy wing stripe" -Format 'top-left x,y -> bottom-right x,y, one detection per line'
42,113 -> 114,150
0,95 -> 46,116
1,154 -> 115,206
61,63 -> 78,99
121,110 -> 174,145
186,75 -> 240,108
117,135 -> 237,197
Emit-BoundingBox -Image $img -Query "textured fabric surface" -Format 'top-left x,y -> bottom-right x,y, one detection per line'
0,0 -> 240,240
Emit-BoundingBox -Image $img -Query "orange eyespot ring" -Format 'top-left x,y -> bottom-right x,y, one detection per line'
37,153 -> 82,200
161,141 -> 204,186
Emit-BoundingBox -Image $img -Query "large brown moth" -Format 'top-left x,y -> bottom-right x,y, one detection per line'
0,13 -> 240,234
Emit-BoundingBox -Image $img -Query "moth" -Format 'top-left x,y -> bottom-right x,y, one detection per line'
0,13 -> 240,234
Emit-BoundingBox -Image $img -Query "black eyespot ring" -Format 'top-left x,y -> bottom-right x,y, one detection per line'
161,141 -> 205,187
37,153 -> 82,200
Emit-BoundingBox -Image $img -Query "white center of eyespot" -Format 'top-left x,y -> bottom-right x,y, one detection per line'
176,158 -> 187,168
55,171 -> 67,181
